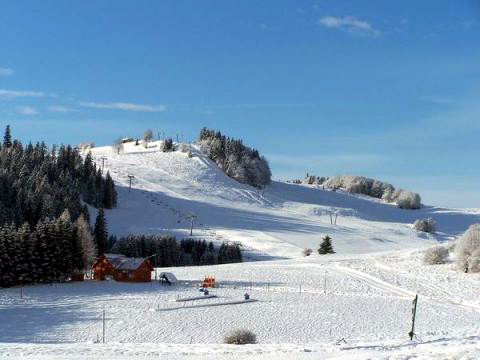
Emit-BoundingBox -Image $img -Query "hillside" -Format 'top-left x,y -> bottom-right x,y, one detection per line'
2,139 -> 480,360
89,140 -> 480,259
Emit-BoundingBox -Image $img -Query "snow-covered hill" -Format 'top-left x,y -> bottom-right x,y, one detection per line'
89,140 -> 479,259
2,140 -> 480,360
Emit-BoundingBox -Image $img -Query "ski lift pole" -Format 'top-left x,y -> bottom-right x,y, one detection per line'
409,294 -> 418,340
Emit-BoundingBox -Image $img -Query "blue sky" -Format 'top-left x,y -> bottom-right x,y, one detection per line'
1,1 -> 479,207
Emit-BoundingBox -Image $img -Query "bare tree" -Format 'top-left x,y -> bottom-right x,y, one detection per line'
143,129 -> 153,148
112,138 -> 124,155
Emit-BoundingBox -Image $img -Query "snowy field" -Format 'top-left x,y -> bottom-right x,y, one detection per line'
1,141 -> 480,359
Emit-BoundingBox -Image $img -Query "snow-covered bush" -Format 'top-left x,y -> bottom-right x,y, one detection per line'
423,246 -> 448,265
303,248 -> 312,257
198,128 -> 271,188
324,175 -> 394,199
179,143 -> 189,153
224,329 -> 257,345
394,190 -> 421,209
414,218 -> 436,233
455,224 -> 480,273
321,175 -> 421,208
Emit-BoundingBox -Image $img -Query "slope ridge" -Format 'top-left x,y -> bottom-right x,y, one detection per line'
89,141 -> 480,258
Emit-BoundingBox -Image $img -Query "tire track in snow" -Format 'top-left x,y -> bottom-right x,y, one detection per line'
331,263 -> 480,313
331,264 -> 416,298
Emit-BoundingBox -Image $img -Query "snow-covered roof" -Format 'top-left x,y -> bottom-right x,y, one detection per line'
160,272 -> 177,283
101,254 -> 150,270
115,257 -> 148,270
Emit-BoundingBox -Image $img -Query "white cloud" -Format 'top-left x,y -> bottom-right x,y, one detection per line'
318,16 -> 381,36
17,106 -> 38,115
0,68 -> 14,76
80,101 -> 166,112
0,89 -> 45,98
47,105 -> 75,113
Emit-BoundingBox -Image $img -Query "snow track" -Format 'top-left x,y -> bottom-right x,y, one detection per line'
332,264 -> 416,298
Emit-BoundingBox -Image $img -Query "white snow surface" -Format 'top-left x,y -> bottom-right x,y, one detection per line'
1,141 -> 480,359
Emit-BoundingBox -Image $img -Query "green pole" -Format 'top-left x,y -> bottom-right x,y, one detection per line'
409,294 -> 418,340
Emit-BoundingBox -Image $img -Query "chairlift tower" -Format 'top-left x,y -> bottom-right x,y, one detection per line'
127,175 -> 135,192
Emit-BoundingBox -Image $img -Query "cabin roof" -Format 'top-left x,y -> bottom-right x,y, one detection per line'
115,258 -> 147,270
96,254 -> 151,271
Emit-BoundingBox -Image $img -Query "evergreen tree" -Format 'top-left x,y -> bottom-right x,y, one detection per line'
94,208 -> 108,256
3,125 -> 12,148
103,171 -> 117,209
318,235 -> 335,254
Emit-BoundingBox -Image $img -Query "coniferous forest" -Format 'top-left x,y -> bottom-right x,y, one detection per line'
0,125 -> 117,287
110,235 -> 243,267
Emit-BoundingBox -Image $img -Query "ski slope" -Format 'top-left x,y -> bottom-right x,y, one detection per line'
88,140 -> 478,258
1,140 -> 480,359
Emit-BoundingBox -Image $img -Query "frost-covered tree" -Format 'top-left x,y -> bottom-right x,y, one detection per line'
455,224 -> 480,273
75,214 -> 96,270
198,128 -> 271,188
414,218 -> 436,233
112,138 -> 124,154
322,175 -> 421,209
395,190 -> 421,209
423,246 -> 448,265
143,129 -> 153,147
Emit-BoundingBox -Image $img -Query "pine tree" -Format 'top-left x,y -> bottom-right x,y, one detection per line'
3,125 -> 12,148
75,215 -> 96,270
318,235 -> 335,254
94,208 -> 108,256
103,171 -> 117,209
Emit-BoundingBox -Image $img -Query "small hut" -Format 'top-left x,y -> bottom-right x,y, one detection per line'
92,254 -> 153,282
159,272 -> 177,285
113,258 -> 153,282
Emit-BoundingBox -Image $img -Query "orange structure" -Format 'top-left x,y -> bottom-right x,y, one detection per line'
202,276 -> 216,288
92,254 -> 153,282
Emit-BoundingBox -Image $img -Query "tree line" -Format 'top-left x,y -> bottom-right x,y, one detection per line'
0,125 -> 117,287
110,234 -> 243,267
198,128 -> 271,188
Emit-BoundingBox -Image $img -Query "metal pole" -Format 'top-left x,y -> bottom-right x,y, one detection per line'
102,309 -> 105,343
190,215 -> 196,236
128,175 -> 135,192
101,157 -> 107,172
409,294 -> 418,340
324,270 -> 327,295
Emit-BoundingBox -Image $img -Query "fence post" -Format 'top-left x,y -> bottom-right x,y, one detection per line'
409,295 -> 418,340
102,309 -> 106,343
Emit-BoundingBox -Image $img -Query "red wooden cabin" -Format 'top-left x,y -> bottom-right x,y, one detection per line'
92,254 -> 153,282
